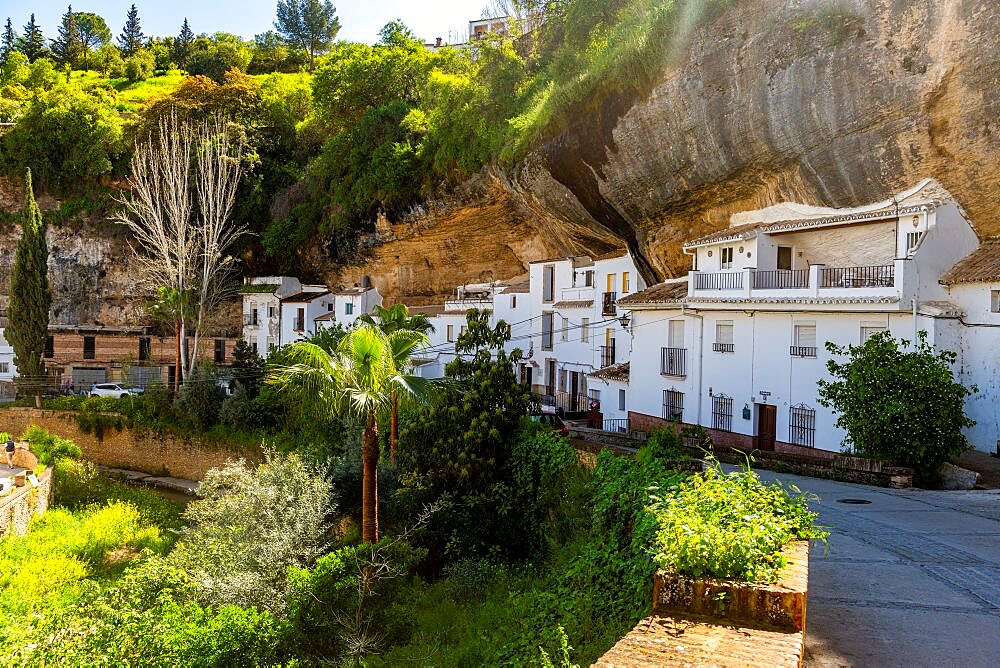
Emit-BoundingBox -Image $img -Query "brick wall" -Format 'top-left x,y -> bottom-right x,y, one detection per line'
0,408 -> 260,481
0,467 -> 52,538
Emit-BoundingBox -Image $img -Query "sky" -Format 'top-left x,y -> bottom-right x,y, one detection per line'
6,1 -> 490,45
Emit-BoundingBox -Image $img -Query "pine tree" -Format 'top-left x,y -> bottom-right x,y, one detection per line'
51,4 -> 83,70
173,17 -> 194,68
1,18 -> 16,63
118,3 -> 143,56
18,14 -> 47,62
7,170 -> 52,409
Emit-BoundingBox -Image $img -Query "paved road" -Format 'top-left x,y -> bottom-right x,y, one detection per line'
751,469 -> 1000,667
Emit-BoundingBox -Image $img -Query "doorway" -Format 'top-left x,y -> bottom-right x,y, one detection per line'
757,404 -> 777,451
570,371 -> 579,411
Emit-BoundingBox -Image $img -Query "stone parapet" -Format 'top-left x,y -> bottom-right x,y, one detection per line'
0,466 -> 52,538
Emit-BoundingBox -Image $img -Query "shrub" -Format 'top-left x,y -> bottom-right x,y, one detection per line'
818,331 -> 976,485
218,383 -> 255,430
20,425 -> 83,465
635,426 -> 690,466
174,365 -> 225,430
650,462 -> 825,582
170,453 -> 336,614
123,50 -> 155,82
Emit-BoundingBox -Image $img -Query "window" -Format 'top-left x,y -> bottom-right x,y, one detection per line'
618,389 -> 626,411
720,247 -> 734,269
558,368 -> 567,392
581,318 -> 589,342
906,231 -> 921,253
543,265 -> 555,303
252,308 -> 259,326
138,337 -> 151,361
606,273 -> 617,293
295,307 -> 305,332
44,336 -> 54,359
560,316 -> 569,342
622,271 -> 630,293
546,359 -> 557,395
668,320 -> 685,348
214,339 -> 226,363
0,362 -> 8,374
588,388 -> 601,406
860,322 -> 888,343
541,313 -> 554,350
714,320 -> 734,353
460,325 -> 468,336
777,246 -> 793,271
268,306 -> 275,318
511,294 -> 517,308
712,394 -> 733,431
791,323 -> 817,357
663,390 -> 684,421
789,404 -> 816,447
345,303 -> 354,316
447,324 -> 455,342
83,336 -> 96,360
992,290 -> 1000,313
327,303 -> 334,312
585,270 -> 594,287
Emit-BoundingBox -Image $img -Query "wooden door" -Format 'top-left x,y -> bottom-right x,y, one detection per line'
757,404 -> 777,451
570,371 -> 579,410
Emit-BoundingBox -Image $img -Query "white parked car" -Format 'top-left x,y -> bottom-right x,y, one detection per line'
90,383 -> 142,398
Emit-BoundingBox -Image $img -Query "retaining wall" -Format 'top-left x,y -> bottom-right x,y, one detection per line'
0,408 -> 261,481
0,467 -> 52,538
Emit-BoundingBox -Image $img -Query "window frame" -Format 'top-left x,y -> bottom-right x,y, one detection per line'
581,317 -> 589,342
214,339 -> 226,364
992,290 -> 1000,314
711,394 -> 733,431
789,404 -> 817,447
541,312 -> 554,351
720,247 -> 734,269
663,389 -> 684,422
542,265 -> 555,303
82,335 -> 96,360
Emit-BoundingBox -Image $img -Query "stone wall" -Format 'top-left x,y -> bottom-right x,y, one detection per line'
0,467 -> 52,538
0,408 -> 260,481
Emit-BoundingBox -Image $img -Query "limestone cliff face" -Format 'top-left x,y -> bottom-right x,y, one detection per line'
352,0 -> 1000,294
3,0 -> 999,310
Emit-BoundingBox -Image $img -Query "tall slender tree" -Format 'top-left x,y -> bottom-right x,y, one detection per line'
75,12 -> 111,71
51,5 -> 83,70
118,3 -> 143,56
7,170 -> 52,409
1,18 -> 16,63
173,18 -> 195,68
18,14 -> 47,62
274,0 -> 340,71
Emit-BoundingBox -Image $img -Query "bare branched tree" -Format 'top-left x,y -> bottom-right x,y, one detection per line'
115,111 -> 247,385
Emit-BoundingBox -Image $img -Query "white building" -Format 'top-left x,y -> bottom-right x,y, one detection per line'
0,313 -> 16,394
314,285 -> 384,331
620,179 -> 999,455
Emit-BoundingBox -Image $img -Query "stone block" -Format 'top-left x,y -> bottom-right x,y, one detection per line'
937,462 -> 979,490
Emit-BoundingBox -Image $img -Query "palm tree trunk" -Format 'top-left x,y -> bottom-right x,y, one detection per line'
390,391 -> 398,466
361,412 -> 380,544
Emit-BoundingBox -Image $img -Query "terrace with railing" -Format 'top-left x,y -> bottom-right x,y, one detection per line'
688,261 -> 904,301
599,343 -> 616,368
661,347 -> 687,377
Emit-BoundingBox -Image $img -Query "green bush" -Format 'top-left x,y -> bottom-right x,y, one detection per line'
635,426 -> 690,466
651,462 -> 825,582
123,50 -> 155,82
20,425 -> 83,465
174,365 -> 226,430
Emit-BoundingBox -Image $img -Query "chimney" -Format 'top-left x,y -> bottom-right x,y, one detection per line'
435,37 -> 442,47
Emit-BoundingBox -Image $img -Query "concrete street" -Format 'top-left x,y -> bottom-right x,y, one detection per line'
751,469 -> 1000,667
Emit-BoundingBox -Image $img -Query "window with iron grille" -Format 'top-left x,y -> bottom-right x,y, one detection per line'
663,390 -> 683,422
714,320 -> 734,353
138,337 -> 151,361
83,336 -> 96,360
712,394 -> 733,431
906,231 -> 921,254
791,323 -> 817,357
789,404 -> 816,447
214,339 -> 226,363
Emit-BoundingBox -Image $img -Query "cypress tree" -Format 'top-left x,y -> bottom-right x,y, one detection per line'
173,18 -> 194,68
1,18 -> 16,63
19,14 -> 47,62
51,5 -> 83,70
7,170 -> 52,409
118,4 -> 143,56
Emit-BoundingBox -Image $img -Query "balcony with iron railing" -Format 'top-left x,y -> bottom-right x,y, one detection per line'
712,342 -> 735,353
660,347 -> 687,377
688,261 -> 903,301
602,292 -> 617,316
599,343 -> 616,368
790,346 -> 817,358
242,314 -> 259,327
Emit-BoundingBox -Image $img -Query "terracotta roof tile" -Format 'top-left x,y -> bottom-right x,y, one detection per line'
407,305 -> 447,316
593,248 -> 628,262
940,239 -> 1000,285
499,274 -> 531,293
282,290 -> 331,303
589,362 -> 629,383
617,281 -> 689,306
553,300 -> 594,309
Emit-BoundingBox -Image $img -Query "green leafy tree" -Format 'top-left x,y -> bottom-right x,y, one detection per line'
117,3 -> 143,56
269,323 -> 435,543
75,11 -> 112,70
146,287 -> 194,395
123,47 -> 154,82
185,33 -> 252,83
173,18 -> 195,68
18,13 -> 48,62
93,42 -> 122,76
274,0 -> 341,72
7,170 -> 52,408
0,49 -> 28,86
1,18 -> 16,63
230,337 -> 266,397
396,310 -> 543,564
50,5 -> 83,70
817,331 -> 976,485
0,87 -> 124,189
358,303 -> 434,462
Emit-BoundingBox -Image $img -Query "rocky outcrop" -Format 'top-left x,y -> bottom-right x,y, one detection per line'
3,0 -> 999,307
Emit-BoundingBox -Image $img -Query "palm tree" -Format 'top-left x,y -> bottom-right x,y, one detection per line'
268,323 -> 434,543
147,286 -> 194,395
358,304 -> 435,464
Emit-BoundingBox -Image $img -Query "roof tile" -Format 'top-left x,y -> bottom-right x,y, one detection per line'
940,239 -> 1000,285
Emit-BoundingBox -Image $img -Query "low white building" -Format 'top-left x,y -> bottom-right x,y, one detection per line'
620,179 -> 999,455
314,284 -> 384,331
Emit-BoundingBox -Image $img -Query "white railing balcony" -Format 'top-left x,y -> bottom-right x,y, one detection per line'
688,260 -> 906,301
560,286 -> 595,301
444,297 -> 494,312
